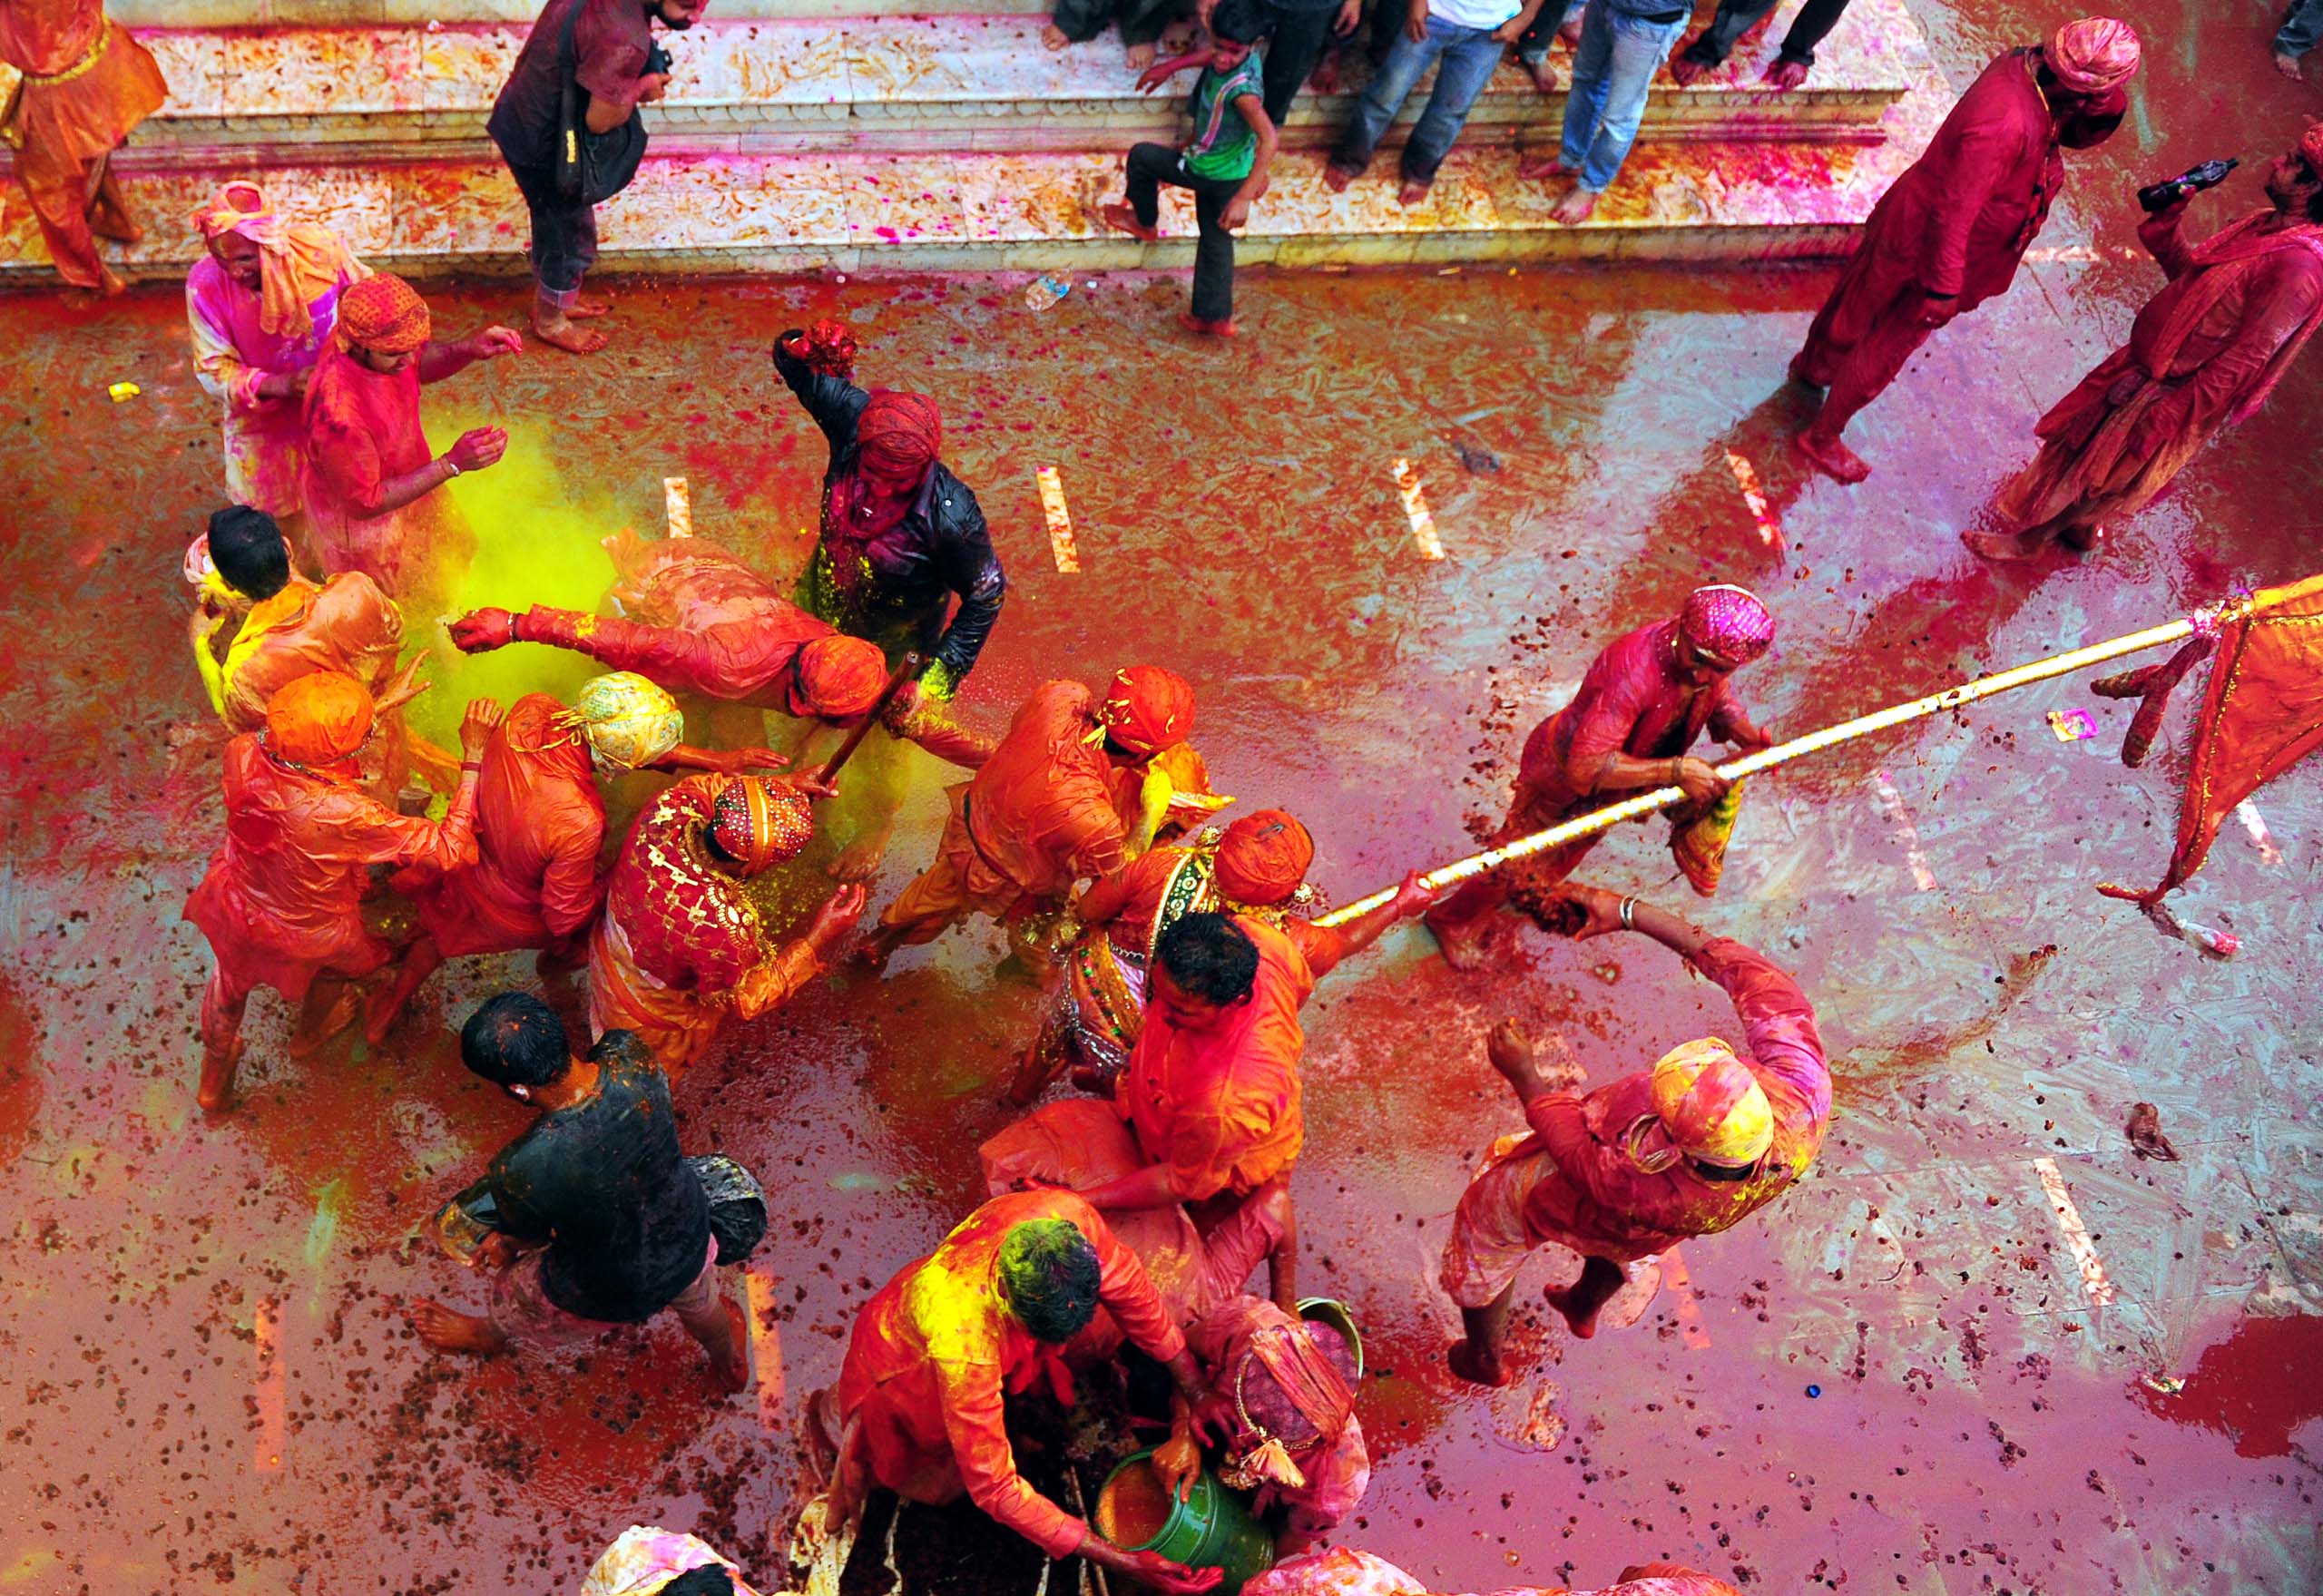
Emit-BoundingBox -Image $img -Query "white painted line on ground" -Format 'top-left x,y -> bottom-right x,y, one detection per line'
2032,1157 -> 2117,1307
744,1266 -> 785,1434
1722,451 -> 1781,547
1870,770 -> 1938,891
1658,1244 -> 1713,1351
2236,800 -> 2283,866
254,1297 -> 286,1472
1034,465 -> 1080,573
663,476 -> 692,538
1392,458 -> 1446,560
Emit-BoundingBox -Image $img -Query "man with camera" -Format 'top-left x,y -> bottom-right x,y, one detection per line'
487,0 -> 707,356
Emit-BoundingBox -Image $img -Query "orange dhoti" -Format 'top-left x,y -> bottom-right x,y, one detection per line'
0,3 -> 165,290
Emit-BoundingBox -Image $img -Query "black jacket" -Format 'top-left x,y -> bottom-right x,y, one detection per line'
774,332 -> 1006,686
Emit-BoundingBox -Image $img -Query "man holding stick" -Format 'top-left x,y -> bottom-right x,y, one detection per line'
1425,586 -> 1777,971
1443,885 -> 1831,1385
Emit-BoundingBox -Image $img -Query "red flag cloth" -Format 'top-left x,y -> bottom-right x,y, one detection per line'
2102,574 -> 2323,905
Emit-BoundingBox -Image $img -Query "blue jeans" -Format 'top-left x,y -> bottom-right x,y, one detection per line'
2280,0 -> 2323,57
1333,14 -> 1510,185
1560,2 -> 1689,193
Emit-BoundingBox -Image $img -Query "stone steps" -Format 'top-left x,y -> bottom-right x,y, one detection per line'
115,6 -> 1911,161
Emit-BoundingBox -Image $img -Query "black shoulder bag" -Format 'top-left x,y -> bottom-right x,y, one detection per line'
554,0 -> 650,205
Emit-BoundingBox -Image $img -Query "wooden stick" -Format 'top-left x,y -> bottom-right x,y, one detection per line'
1315,616 -> 2200,928
817,651 -> 922,787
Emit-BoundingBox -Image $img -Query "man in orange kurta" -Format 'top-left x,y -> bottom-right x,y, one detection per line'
368,674 -> 796,1044
859,665 -> 1195,968
1973,130 -> 2323,559
0,0 -> 164,297
299,273 -> 520,615
828,1191 -> 1222,1593
182,673 -> 501,1113
588,772 -> 863,1073
1789,18 -> 2139,484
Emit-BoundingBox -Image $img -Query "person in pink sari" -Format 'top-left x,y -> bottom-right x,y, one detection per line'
186,183 -> 371,557
299,273 -> 521,615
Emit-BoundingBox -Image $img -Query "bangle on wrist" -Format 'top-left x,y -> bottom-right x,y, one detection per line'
460,759 -> 484,772
442,456 -> 463,479
1620,896 -> 1636,930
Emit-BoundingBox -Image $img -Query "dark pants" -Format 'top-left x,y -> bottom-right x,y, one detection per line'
1125,142 -> 1241,321
1679,0 -> 1851,68
1260,0 -> 1343,124
505,159 -> 599,306
2282,0 -> 2323,57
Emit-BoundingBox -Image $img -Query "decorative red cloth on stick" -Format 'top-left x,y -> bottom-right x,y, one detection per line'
2100,573 -> 2323,906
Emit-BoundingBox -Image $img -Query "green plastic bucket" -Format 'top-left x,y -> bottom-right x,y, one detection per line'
1294,1297 -> 1363,1378
1094,1449 -> 1276,1594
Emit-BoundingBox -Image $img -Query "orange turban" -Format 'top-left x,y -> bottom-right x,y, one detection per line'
2045,18 -> 2141,95
1098,665 -> 1194,757
1649,1039 -> 1774,1167
265,671 -> 374,775
794,635 -> 890,720
709,777 -> 814,876
1214,809 -> 1314,906
335,273 -> 431,357
191,181 -> 358,340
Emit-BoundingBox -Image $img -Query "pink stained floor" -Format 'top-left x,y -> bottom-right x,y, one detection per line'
2,2 -> 2322,1593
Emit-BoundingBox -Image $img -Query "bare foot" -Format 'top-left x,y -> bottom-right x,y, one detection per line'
196,1040 -> 244,1114
2273,49 -> 2304,82
409,1299 -> 508,1355
565,294 -> 613,319
1668,49 -> 1709,87
709,1297 -> 753,1395
1446,1338 -> 1511,1387
89,209 -> 145,245
1310,53 -> 1343,93
827,839 -> 887,883
1550,188 -> 1598,226
1557,17 -> 1582,46
533,314 -> 610,356
1763,57 -> 1809,90
1178,310 -> 1238,338
1323,163 -> 1361,193
1043,22 -> 1070,50
852,941 -> 896,976
2057,521 -> 2109,553
1161,21 -> 1196,52
1127,41 -> 1156,71
1544,1257 -> 1627,1338
288,985 -> 361,1061
1959,526 -> 2051,562
1097,200 -> 1160,242
1397,178 -> 1431,206
1528,57 -> 1558,93
1517,153 -> 1571,181
362,983 -> 408,1048
1426,915 -> 1493,971
1791,427 -> 1869,484
1785,353 -> 1828,391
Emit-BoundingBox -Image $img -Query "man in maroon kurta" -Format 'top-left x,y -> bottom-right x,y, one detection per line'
1424,586 -> 1776,971
1972,131 -> 2323,559
1789,19 -> 2142,484
1442,887 -> 1831,1386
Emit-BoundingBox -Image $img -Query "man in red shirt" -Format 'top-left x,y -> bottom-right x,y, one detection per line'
825,1192 -> 1223,1593
1789,18 -> 2141,484
486,0 -> 708,354
1424,585 -> 1777,970
183,673 -> 500,1112
1441,886 -> 1832,1386
368,672 -> 796,1043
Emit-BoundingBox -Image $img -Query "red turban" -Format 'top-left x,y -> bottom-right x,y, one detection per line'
334,272 -> 431,356
1215,809 -> 1314,906
266,671 -> 373,776
794,634 -> 889,720
1099,665 -> 1195,757
857,391 -> 942,479
2301,121 -> 2323,177
1679,584 -> 1776,668
2046,18 -> 2141,95
710,777 -> 814,877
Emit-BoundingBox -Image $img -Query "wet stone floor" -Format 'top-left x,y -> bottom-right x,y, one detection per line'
3,5 -> 2323,1592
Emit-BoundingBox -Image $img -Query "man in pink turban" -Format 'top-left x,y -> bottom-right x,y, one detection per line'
187,182 -> 372,545
1441,886 -> 1830,1387
1971,125 -> 2323,559
1424,585 -> 1777,971
1789,18 -> 2141,484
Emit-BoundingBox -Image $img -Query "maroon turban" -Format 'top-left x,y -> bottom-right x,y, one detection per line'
857,391 -> 942,479
710,777 -> 813,876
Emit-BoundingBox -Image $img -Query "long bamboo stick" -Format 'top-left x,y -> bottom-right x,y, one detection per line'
1314,616 -> 2198,928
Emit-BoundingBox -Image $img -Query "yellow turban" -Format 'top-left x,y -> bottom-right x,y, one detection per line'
1650,1038 -> 1774,1167
565,672 -> 683,771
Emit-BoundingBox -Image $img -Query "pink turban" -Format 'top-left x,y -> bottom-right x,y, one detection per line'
191,181 -> 359,339
1679,584 -> 1776,668
2046,18 -> 2141,96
